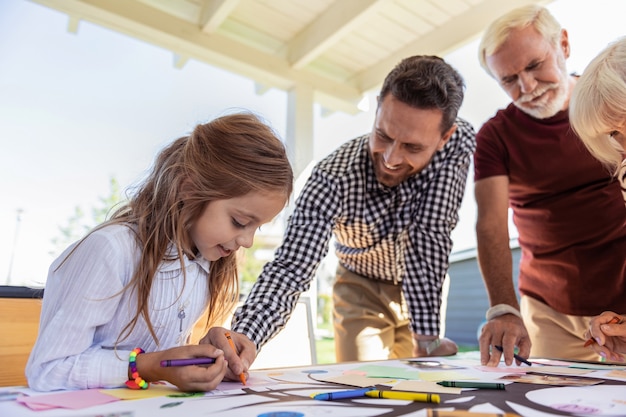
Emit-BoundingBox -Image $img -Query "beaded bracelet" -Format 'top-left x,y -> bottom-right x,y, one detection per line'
125,347 -> 149,390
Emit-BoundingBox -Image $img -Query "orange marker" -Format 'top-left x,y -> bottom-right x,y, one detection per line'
225,331 -> 246,385
584,316 -> 621,347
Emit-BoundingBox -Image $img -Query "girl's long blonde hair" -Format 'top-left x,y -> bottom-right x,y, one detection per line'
71,112 -> 293,345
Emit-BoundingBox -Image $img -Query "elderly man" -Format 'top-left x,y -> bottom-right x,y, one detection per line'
474,5 -> 626,366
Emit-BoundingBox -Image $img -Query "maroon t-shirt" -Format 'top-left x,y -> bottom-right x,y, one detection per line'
474,104 -> 626,315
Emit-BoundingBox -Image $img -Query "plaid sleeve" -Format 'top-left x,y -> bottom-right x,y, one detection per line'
402,118 -> 476,336
231,168 -> 339,350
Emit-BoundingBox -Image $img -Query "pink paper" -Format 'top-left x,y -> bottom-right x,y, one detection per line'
17,389 -> 120,410
476,365 -> 529,373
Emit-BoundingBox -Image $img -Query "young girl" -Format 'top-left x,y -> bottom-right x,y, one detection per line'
26,113 -> 293,392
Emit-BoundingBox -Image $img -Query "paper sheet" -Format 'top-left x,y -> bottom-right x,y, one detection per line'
17,389 -> 119,410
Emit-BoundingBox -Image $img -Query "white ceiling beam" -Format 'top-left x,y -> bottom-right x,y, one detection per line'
254,82 -> 271,95
286,0 -> 385,69
173,54 -> 189,69
353,0 -> 553,92
286,83 -> 314,177
29,0 -> 363,114
67,15 -> 80,33
198,0 -> 239,34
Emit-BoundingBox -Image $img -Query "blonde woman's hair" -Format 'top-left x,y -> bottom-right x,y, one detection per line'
478,5 -> 562,77
64,112 -> 293,346
570,37 -> 626,174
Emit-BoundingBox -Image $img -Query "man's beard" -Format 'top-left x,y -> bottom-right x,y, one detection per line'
513,58 -> 570,119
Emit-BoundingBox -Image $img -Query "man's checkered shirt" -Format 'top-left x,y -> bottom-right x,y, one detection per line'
233,118 -> 476,349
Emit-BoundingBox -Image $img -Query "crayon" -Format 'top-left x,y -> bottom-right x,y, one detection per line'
160,357 -> 216,367
225,331 -> 247,385
311,387 -> 374,400
437,381 -> 505,390
584,316 -> 621,347
426,410 -> 521,417
365,390 -> 440,403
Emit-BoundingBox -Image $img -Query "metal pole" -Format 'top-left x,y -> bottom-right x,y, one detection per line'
6,208 -> 23,285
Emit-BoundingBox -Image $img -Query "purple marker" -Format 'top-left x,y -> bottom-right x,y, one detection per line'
160,357 -> 217,367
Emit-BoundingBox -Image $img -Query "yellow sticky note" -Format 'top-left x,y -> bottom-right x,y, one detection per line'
101,384 -> 181,400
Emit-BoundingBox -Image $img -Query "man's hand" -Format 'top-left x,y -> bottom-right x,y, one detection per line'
412,336 -> 458,357
479,314 -> 531,366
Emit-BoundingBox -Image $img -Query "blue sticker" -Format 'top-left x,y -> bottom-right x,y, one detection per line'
257,412 -> 305,417
302,369 -> 328,374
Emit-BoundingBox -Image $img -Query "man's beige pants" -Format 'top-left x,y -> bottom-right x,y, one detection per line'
332,265 -> 413,362
522,296 -> 601,361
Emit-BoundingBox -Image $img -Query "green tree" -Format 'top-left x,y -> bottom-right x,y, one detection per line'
237,236 -> 277,296
91,177 -> 123,225
50,177 -> 123,257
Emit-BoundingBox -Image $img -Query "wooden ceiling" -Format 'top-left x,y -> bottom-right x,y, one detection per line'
29,0 -> 550,114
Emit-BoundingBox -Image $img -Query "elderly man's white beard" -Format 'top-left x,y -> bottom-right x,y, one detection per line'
514,83 -> 569,119
513,58 -> 570,119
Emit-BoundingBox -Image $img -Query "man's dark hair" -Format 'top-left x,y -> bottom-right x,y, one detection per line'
379,55 -> 465,132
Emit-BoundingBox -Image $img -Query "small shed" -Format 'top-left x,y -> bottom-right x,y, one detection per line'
445,242 -> 522,347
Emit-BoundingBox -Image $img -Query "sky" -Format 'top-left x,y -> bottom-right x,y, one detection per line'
1,0 -> 626,287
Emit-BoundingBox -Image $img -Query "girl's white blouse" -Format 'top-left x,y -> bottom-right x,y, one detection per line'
26,224 -> 211,391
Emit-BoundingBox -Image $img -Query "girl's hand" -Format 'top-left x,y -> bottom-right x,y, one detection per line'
134,344 -> 227,392
201,327 -> 256,383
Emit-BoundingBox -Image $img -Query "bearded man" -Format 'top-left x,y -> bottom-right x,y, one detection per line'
232,55 -> 476,362
474,5 -> 626,366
